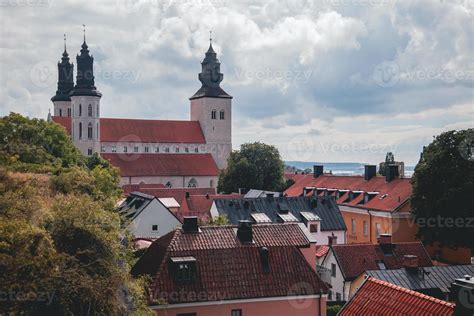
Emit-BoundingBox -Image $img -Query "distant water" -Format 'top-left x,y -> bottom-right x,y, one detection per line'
285,161 -> 415,177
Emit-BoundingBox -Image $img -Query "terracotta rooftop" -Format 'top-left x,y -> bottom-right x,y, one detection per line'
102,153 -> 218,177
132,223 -> 329,304
339,277 -> 455,316
331,242 -> 433,281
284,174 -> 412,212
51,116 -> 71,134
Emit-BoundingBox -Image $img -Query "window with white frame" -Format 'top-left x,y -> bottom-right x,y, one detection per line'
363,221 -> 368,236
351,219 -> 356,234
112,146 -> 117,153
134,146 -> 139,153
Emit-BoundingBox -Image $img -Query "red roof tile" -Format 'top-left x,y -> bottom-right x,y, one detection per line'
315,245 -> 330,258
132,224 -> 329,304
339,277 -> 455,316
51,116 -> 71,134
102,153 -> 218,177
331,242 -> 433,280
50,117 -> 206,143
100,118 -> 206,143
284,174 -> 412,212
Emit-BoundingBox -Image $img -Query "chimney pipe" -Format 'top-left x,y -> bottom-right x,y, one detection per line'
364,165 -> 377,181
260,247 -> 270,273
185,191 -> 190,199
385,164 -> 399,182
313,165 -> 324,178
403,255 -> 419,271
328,233 -> 338,246
182,216 -> 199,233
266,193 -> 274,199
237,220 -> 253,243
377,233 -> 392,245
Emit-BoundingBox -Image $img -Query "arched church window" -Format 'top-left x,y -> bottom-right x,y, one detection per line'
211,110 -> 216,120
88,104 -> 93,117
220,110 -> 225,120
79,122 -> 82,139
188,178 -> 197,188
79,104 -> 82,117
59,109 -> 62,116
87,123 -> 93,140
165,181 -> 172,188
67,108 -> 71,117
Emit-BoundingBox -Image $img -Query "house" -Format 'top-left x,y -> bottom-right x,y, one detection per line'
117,191 -> 181,238
285,165 -> 417,244
320,234 -> 433,302
132,219 -> 329,315
49,33 -> 232,188
338,277 -> 455,316
350,264 -> 474,301
210,196 -> 347,246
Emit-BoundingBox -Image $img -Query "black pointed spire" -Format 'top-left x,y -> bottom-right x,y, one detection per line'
51,35 -> 74,102
70,25 -> 101,97
190,35 -> 232,100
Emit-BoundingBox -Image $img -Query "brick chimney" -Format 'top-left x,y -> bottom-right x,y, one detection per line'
328,233 -> 338,246
237,220 -> 253,243
182,216 -> 199,233
385,164 -> 399,182
364,165 -> 377,181
260,247 -> 270,273
403,255 -> 419,270
377,233 -> 392,245
314,165 -> 324,178
185,191 -> 190,198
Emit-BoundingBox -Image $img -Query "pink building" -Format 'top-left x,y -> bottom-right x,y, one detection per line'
132,219 -> 329,316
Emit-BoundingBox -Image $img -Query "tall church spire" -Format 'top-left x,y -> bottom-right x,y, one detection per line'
51,34 -> 74,102
70,25 -> 101,97
190,35 -> 232,100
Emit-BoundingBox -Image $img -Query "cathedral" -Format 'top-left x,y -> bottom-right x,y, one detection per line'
49,32 -> 232,188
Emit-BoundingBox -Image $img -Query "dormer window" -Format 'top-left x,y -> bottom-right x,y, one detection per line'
170,257 -> 197,284
211,110 -> 217,119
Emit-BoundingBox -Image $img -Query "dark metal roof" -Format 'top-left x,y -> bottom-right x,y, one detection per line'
366,264 -> 474,293
213,196 -> 347,231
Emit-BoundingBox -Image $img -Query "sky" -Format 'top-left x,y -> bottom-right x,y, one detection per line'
0,0 -> 473,165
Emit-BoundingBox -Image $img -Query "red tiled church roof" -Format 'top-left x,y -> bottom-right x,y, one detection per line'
132,224 -> 329,304
331,242 -> 433,280
102,153 -> 218,177
284,174 -> 412,212
51,117 -> 206,143
339,277 -> 455,316
51,116 -> 71,134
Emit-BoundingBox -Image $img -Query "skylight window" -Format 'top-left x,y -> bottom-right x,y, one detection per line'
251,213 -> 272,223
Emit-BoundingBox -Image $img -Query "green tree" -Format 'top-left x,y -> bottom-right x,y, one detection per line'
218,142 -> 285,193
411,129 -> 474,249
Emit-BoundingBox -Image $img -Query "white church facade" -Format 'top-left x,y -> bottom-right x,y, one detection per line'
49,33 -> 232,189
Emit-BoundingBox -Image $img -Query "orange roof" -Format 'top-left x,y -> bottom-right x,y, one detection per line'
51,116 -> 71,134
102,153 -> 218,177
284,174 -> 412,212
339,277 -> 455,315
50,117 -> 206,143
315,245 -> 329,258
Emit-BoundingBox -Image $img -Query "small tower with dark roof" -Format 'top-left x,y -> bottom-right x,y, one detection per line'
69,25 -> 102,157
51,34 -> 74,117
190,33 -> 232,170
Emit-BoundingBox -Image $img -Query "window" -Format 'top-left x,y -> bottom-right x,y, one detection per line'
210,179 -> 214,187
123,146 -> 127,153
79,104 -> 82,116
363,221 -> 368,236
231,310 -> 242,316
59,109 -> 62,116
101,146 -> 105,152
351,219 -> 356,234
185,147 -> 189,153
152,225 -> 158,231
165,147 -> 170,153
331,263 -> 336,278
87,148 -> 92,156
220,110 -> 225,120
165,181 -> 172,188
188,178 -> 197,188
78,122 -> 82,139
88,104 -> 92,117
67,108 -> 71,117
87,123 -> 93,140
328,291 -> 333,300
112,146 -> 117,153
134,146 -> 139,153
175,147 -> 179,153
310,223 -> 318,233
377,260 -> 386,270
97,106 -> 99,117
211,109 -> 217,119
155,147 -> 159,153
194,147 -> 199,153
336,293 -> 341,301
144,146 -> 149,153
375,223 -> 381,238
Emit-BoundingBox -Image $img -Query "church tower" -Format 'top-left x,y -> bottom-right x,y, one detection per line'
51,35 -> 74,117
69,27 -> 102,156
190,37 -> 232,169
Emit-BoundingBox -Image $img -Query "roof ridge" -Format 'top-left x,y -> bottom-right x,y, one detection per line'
368,277 -> 455,307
